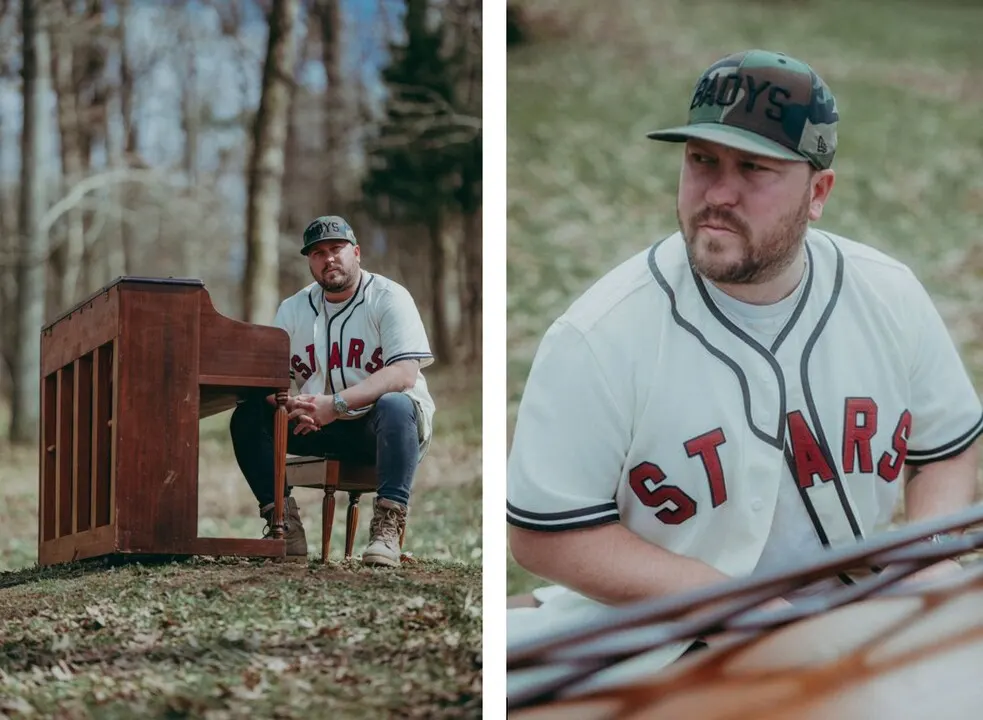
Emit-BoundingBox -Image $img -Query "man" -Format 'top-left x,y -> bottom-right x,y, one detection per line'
230,215 -> 436,566
506,50 -> 982,682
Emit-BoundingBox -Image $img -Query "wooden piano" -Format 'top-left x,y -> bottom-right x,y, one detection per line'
37,276 -> 291,566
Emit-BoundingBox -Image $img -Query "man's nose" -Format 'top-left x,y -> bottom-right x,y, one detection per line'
703,170 -> 740,207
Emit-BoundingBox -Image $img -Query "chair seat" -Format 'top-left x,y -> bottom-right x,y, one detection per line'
286,455 -> 376,491
284,455 -> 403,562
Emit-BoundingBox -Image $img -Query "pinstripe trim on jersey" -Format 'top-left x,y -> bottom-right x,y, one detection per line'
506,501 -> 620,531
308,288 -> 319,317
778,245 -> 857,589
648,240 -> 786,450
801,234 -> 862,542
322,273 -> 367,396
337,275 -> 375,389
906,410 -> 983,465
386,352 -> 433,366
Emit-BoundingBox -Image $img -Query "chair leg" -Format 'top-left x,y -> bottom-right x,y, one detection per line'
345,492 -> 361,559
322,488 -> 336,563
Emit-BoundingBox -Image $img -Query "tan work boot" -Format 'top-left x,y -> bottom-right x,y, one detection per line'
260,496 -> 308,561
362,497 -> 406,567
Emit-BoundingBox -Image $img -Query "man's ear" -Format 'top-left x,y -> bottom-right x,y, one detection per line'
808,169 -> 835,222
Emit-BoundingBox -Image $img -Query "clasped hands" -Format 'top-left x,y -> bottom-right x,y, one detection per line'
283,393 -> 339,435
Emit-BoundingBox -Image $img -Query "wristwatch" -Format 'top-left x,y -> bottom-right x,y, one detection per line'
332,393 -> 348,415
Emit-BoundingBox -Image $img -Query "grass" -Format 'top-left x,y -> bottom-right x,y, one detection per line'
0,366 -> 481,717
507,0 -> 983,595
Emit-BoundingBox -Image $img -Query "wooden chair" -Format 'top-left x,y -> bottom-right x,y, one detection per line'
285,455 -> 407,562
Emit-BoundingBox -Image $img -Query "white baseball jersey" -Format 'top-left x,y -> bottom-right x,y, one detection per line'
272,269 -> 436,457
506,228 -> 983,688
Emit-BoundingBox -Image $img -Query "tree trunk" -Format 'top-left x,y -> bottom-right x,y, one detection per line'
0,111 -> 12,400
428,208 -> 454,364
10,0 -> 52,444
51,6 -> 85,313
463,207 -> 481,362
118,0 -> 137,277
243,0 -> 299,323
314,0 -> 344,207
104,86 -> 128,282
179,16 -> 199,276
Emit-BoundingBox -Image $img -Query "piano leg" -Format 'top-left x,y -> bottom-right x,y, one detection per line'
272,390 -> 288,540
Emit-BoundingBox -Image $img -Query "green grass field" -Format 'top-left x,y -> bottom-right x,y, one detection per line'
507,0 -> 983,596
0,367 -> 481,717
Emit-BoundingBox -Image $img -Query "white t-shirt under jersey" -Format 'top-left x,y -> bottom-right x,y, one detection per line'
703,261 -> 840,595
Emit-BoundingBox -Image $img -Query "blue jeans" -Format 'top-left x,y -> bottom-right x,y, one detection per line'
229,391 -> 421,509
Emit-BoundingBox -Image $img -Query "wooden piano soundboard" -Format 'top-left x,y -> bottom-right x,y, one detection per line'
37,276 -> 291,566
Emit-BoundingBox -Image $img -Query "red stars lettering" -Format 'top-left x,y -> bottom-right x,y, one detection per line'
684,428 -> 727,507
347,339 -> 365,368
629,429 -> 729,525
628,401 -> 911,523
290,343 -> 316,381
290,340 -> 384,379
364,347 -> 384,373
787,410 -> 835,489
878,409 -> 912,483
328,342 -> 342,370
843,397 -> 877,474
628,462 -> 698,525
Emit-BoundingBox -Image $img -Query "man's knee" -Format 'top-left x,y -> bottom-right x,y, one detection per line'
230,398 -> 269,439
374,392 -> 416,424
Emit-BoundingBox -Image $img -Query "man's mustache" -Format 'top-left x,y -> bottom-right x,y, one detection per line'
692,208 -> 750,237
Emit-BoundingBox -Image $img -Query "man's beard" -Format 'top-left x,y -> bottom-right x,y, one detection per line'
316,264 -> 359,293
679,191 -> 811,285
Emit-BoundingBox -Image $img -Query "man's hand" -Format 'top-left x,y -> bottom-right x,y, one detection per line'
265,393 -> 320,434
288,394 -> 339,434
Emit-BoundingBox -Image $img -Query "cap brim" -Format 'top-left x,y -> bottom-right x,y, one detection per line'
300,237 -> 356,255
646,123 -> 807,163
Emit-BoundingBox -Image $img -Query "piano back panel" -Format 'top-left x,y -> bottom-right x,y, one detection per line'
73,352 -> 94,535
92,342 -> 115,531
39,287 -> 121,564
113,282 -> 202,554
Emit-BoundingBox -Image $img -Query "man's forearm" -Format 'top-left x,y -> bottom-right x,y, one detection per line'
904,442 -> 979,525
332,360 -> 418,410
509,523 -> 732,606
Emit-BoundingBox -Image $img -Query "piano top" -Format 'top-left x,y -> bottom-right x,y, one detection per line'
43,276 -> 206,332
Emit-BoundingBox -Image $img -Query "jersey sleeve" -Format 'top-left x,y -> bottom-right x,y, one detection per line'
378,283 -> 434,369
903,274 -> 983,465
506,319 -> 630,532
272,299 -> 297,387
272,299 -> 291,334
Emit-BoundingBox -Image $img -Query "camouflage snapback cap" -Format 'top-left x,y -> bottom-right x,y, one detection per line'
301,215 -> 358,255
647,49 -> 839,169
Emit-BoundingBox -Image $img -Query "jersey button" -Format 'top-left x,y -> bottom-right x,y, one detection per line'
751,499 -> 764,511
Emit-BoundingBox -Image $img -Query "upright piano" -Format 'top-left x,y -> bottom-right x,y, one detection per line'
37,277 -> 291,566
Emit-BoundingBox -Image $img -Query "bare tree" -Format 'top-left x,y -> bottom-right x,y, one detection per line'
243,0 -> 300,323
10,0 -> 52,443
178,11 -> 200,277
312,0 -> 346,208
49,1 -> 85,313
448,0 -> 482,362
